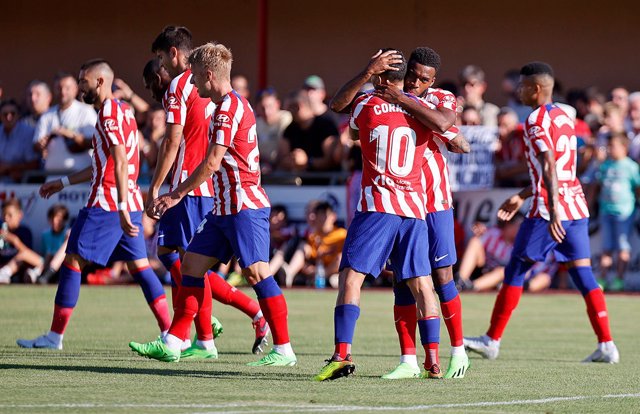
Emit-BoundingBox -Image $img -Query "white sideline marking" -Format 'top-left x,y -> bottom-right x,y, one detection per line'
1,393 -> 639,412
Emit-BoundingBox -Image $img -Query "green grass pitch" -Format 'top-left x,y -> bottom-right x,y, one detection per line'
1,286 -> 639,413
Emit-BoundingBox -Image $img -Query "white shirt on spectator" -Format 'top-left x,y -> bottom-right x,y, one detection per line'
34,100 -> 97,171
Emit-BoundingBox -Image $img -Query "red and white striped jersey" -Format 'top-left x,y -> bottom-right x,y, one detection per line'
87,99 -> 144,212
523,104 -> 589,221
208,91 -> 270,215
350,93 -> 432,219
163,69 -> 215,197
481,227 -> 513,268
419,90 -> 458,213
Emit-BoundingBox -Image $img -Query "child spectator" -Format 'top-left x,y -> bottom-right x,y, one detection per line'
268,205 -> 299,278
594,133 -> 640,291
0,199 -> 41,283
31,204 -> 71,284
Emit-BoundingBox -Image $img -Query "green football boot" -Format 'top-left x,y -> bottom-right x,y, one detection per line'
181,343 -> 218,360
444,353 -> 470,379
381,362 -> 421,379
313,355 -> 355,381
247,349 -> 297,366
211,316 -> 224,338
129,338 -> 179,362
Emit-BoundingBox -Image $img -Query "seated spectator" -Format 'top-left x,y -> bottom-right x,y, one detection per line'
30,204 -> 71,284
0,199 -> 41,283
22,80 -> 52,128
268,205 -> 299,278
455,214 -> 523,291
231,74 -> 250,100
494,107 -> 528,187
33,72 -> 97,174
282,201 -> 346,288
627,92 -> 640,161
0,99 -> 39,182
255,88 -> 292,173
279,90 -> 341,172
458,65 -> 499,126
593,133 -> 640,291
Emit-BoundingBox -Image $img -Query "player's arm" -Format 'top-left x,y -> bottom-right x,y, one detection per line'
39,166 -> 93,199
497,185 -> 533,222
146,123 -> 183,214
374,83 -> 455,133
330,49 -> 403,114
111,145 -> 139,237
446,133 -> 470,154
538,151 -> 565,242
152,142 -> 227,217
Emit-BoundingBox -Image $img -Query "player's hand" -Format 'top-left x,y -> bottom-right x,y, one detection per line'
497,193 -> 524,222
39,179 -> 64,199
548,214 -> 566,243
366,49 -> 403,76
113,78 -> 134,101
373,80 -> 403,104
151,191 -> 182,219
145,188 -> 159,219
118,210 -> 140,237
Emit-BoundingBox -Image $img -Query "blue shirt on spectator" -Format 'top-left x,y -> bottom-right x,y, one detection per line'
0,121 -> 38,182
41,228 -> 67,256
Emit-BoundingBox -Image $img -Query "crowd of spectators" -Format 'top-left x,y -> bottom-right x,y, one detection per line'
1,63 -> 640,291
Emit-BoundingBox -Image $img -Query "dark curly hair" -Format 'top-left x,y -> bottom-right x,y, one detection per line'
409,47 -> 441,71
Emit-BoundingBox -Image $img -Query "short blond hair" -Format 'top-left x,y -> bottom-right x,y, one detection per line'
189,42 -> 233,81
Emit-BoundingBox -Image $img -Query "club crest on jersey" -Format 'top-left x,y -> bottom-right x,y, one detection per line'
166,94 -> 180,110
103,118 -> 118,132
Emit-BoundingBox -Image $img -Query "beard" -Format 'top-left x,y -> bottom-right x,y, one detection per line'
81,88 -> 99,105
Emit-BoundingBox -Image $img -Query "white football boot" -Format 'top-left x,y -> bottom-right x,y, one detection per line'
463,335 -> 500,360
582,342 -> 620,364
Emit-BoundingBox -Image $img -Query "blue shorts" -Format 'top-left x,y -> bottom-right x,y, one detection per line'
600,213 -> 633,252
158,196 -> 214,249
186,208 -> 270,268
512,217 -> 591,263
340,211 -> 431,281
66,208 -> 147,266
426,209 -> 457,269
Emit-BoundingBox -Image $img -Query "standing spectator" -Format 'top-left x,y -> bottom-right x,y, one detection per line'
33,73 -> 97,173
494,107 -> 528,187
0,199 -> 40,283
593,133 -> 640,291
0,100 -> 39,182
610,87 -> 629,120
255,88 -> 292,173
279,90 -> 341,172
627,92 -> 640,161
458,65 -> 499,126
231,74 -> 250,100
302,75 -> 329,117
23,80 -> 52,128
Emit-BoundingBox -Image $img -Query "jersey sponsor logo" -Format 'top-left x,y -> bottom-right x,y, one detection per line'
214,113 -> 231,129
166,94 -> 180,110
216,114 -> 230,123
527,125 -> 544,137
442,94 -> 456,103
103,118 -> 118,132
373,174 -> 414,191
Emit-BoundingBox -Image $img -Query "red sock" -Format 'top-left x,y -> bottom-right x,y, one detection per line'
259,295 -> 289,345
169,258 -> 182,311
393,304 -> 417,355
423,342 -> 439,369
50,305 -> 74,334
168,276 -> 211,341
441,295 -> 463,347
334,342 -> 351,359
207,272 -> 260,318
584,289 -> 612,342
487,284 -> 523,341
149,295 -> 171,332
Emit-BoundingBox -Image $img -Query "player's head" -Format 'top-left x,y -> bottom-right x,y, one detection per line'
47,204 -> 69,233
372,48 -> 406,89
54,72 -> 78,107
404,47 -> 440,96
152,26 -> 193,78
518,61 -> 554,107
143,58 -> 172,103
78,59 -> 114,107
188,42 -> 233,99
1,199 -> 23,230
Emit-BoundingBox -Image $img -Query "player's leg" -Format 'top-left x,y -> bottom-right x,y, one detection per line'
157,246 -> 182,309
557,219 -> 619,363
464,218 -> 548,359
127,258 -> 171,336
382,280 -> 420,379
314,211 -> 398,381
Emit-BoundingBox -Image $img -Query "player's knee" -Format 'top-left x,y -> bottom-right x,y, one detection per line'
568,266 -> 599,296
241,261 -> 270,285
504,258 -> 534,287
432,266 -> 453,287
